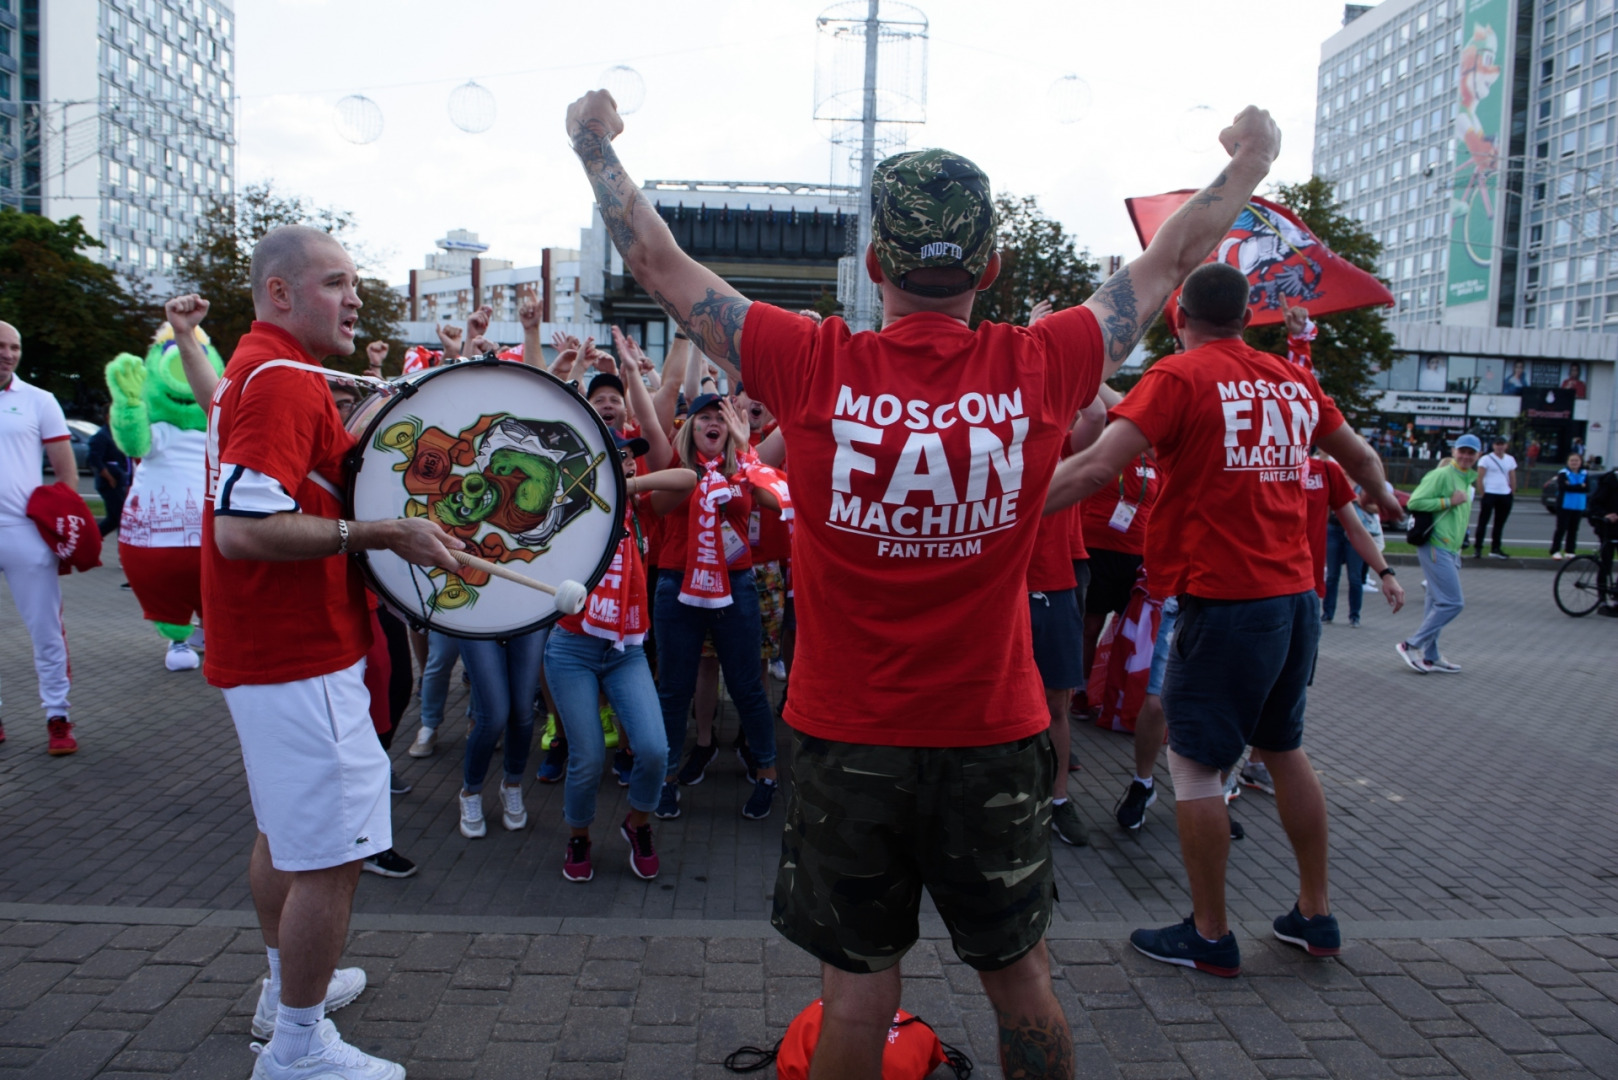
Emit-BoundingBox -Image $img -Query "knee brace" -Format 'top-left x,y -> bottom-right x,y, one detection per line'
1167,748 -> 1227,802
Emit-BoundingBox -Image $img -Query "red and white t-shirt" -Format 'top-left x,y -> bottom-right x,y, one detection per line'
202,322 -> 371,687
743,304 -> 1104,747
0,376 -> 71,525
1109,337 -> 1345,602
1304,457 -> 1355,598
1080,454 -> 1159,557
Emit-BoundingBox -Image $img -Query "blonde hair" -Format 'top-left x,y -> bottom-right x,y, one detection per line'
673,408 -> 740,476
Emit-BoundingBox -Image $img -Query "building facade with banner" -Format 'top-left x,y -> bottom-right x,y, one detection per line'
1316,0 -> 1618,466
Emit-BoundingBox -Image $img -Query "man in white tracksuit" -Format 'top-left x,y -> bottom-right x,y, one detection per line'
0,321 -> 78,754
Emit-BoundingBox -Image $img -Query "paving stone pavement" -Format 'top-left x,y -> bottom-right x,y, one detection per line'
2,553 -> 1616,1077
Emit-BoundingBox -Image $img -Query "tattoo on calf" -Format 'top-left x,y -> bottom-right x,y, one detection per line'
654,288 -> 751,367
1188,170 -> 1229,211
1092,267 -> 1144,366
996,1009 -> 1074,1079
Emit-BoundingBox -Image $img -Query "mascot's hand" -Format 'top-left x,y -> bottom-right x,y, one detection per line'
105,353 -> 152,457
106,354 -> 147,406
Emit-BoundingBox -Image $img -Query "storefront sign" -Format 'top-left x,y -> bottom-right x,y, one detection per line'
1522,387 -> 1574,421
1377,390 -> 1470,415
1466,393 -> 1521,418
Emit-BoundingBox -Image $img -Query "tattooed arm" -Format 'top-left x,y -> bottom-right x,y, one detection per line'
566,90 -> 753,384
1083,105 -> 1280,369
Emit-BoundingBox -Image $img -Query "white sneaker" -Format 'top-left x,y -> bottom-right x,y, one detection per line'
768,659 -> 787,681
407,727 -> 436,758
1428,655 -> 1463,673
186,625 -> 206,651
459,791 -> 486,838
250,1018 -> 404,1079
500,784 -> 527,831
1553,552 -> 1565,560
165,641 -> 200,671
251,968 -> 368,1040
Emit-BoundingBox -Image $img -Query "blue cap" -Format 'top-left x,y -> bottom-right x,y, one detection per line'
1454,434 -> 1483,452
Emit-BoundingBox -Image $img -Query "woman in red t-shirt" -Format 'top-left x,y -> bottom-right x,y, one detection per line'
648,395 -> 783,822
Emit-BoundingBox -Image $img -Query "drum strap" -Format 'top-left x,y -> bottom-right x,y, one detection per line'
241,359 -> 388,504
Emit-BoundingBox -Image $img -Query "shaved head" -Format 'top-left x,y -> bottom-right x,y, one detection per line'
0,320 -> 20,388
1178,263 -> 1250,337
250,225 -> 344,309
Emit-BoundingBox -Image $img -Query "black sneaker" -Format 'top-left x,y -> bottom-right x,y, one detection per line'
389,770 -> 412,795
742,777 -> 777,820
1131,916 -> 1241,977
536,741 -> 567,783
362,849 -> 418,878
1051,801 -> 1087,846
1273,905 -> 1341,957
734,732 -> 758,782
655,781 -> 681,820
1229,817 -> 1246,841
676,741 -> 718,786
613,749 -> 633,787
1114,780 -> 1157,830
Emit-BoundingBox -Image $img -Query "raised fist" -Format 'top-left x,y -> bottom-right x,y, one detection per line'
566,90 -> 625,147
467,305 -> 493,339
518,297 -> 541,330
1284,306 -> 1310,337
366,341 -> 389,369
164,293 -> 210,336
436,322 -> 464,357
1220,106 -> 1281,169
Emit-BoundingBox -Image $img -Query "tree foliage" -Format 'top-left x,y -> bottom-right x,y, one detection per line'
0,208 -> 159,411
972,194 -> 1102,328
173,181 -> 403,372
1141,176 -> 1394,419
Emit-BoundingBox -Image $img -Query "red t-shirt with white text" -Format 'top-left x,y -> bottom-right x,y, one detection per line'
202,322 -> 371,686
743,304 -> 1103,747
1080,454 -> 1159,557
1305,458 -> 1355,599
1109,337 -> 1344,601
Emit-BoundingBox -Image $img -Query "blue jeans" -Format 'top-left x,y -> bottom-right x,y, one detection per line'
419,631 -> 461,732
1322,518 -> 1365,622
654,569 -> 777,776
460,629 -> 547,793
545,627 -> 669,826
1408,546 -> 1463,662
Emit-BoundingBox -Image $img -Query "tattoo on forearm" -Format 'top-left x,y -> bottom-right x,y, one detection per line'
1188,170 -> 1228,211
653,288 -> 751,366
996,1009 -> 1074,1079
571,121 -> 640,256
1092,266 -> 1144,366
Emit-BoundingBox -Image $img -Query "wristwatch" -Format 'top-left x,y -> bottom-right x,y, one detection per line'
1378,566 -> 1396,578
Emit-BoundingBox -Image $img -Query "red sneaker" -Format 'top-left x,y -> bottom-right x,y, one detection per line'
0,719 -> 7,744
621,816 -> 659,880
562,836 -> 593,882
47,717 -> 77,756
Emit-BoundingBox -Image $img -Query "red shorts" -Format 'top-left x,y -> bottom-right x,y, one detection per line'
119,543 -> 202,626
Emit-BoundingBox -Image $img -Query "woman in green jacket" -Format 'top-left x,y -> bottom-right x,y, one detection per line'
1396,434 -> 1481,673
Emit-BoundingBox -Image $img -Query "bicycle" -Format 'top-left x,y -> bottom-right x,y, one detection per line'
1554,524 -> 1615,617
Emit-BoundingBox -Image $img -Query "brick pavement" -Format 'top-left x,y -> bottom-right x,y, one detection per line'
2,553 -> 1616,1077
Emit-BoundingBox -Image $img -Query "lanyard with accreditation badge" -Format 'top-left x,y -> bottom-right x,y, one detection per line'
1107,455 -> 1149,533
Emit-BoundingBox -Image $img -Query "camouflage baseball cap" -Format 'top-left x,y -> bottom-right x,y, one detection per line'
870,148 -> 996,297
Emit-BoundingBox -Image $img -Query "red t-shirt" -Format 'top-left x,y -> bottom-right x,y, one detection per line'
747,428 -> 792,564
1305,458 -> 1356,598
202,322 -> 371,687
1080,454 -> 1160,557
1109,337 -> 1345,602
1028,506 -> 1076,592
655,473 -> 754,573
743,303 -> 1104,747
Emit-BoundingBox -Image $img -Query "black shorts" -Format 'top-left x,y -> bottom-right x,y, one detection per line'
772,732 -> 1056,974
1085,547 -> 1144,617
1161,591 -> 1320,771
1029,587 -> 1085,690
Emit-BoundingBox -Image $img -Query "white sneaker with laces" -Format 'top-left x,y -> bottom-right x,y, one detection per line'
1428,655 -> 1463,673
500,783 -> 528,831
165,641 -> 200,671
459,791 -> 486,838
251,968 -> 368,1040
407,726 -> 436,758
250,1018 -> 404,1079
768,659 -> 787,681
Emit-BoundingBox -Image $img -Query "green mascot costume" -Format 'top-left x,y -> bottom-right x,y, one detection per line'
106,324 -> 225,670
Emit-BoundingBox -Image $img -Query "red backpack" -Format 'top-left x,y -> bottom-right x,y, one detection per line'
725,999 -> 972,1079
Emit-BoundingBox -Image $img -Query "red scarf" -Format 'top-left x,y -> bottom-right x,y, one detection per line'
679,455 -> 738,608
575,510 -> 649,649
737,449 -> 793,523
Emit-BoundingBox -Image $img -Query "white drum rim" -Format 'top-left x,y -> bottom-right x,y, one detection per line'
342,357 -> 627,639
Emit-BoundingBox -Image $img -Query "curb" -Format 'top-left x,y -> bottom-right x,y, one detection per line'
1383,552 -> 1562,570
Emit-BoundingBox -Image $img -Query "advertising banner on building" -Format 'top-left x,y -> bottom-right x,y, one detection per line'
1446,0 -> 1510,309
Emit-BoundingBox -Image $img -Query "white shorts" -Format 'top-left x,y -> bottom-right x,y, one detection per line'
223,659 -> 391,871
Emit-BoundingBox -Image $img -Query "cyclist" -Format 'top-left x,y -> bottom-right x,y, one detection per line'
1588,465 -> 1618,617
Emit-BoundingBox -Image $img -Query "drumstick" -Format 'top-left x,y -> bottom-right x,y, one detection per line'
451,549 -> 588,614
554,452 -> 611,512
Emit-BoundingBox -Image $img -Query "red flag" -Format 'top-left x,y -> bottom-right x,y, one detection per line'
1124,191 -> 1394,327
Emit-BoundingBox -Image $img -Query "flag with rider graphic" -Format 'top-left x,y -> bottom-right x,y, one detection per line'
1124,191 -> 1394,327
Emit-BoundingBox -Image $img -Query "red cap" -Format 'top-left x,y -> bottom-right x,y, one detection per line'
27,482 -> 103,575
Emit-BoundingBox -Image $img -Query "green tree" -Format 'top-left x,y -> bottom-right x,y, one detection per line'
173,181 -> 403,371
0,208 -> 159,409
972,194 -> 1102,327
1141,176 -> 1393,419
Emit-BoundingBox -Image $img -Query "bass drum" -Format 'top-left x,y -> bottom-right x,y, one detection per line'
344,358 -> 624,639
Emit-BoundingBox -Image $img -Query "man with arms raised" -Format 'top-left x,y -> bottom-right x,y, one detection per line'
1046,263 -> 1403,977
205,225 -> 462,1080
567,90 -> 1278,1077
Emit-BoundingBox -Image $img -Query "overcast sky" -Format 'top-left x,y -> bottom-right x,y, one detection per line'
235,0 -> 1357,285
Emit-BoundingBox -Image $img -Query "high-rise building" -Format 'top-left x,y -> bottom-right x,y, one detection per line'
1315,0 -> 1617,465
4,0 -> 235,279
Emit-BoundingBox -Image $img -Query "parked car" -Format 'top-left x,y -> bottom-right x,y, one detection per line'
42,419 -> 99,477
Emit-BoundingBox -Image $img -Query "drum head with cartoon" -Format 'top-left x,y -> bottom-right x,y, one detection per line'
346,360 -> 625,638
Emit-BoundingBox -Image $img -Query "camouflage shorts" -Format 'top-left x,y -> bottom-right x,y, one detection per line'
771,731 -> 1055,974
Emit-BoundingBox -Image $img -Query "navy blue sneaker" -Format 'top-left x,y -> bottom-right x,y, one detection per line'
1130,916 -> 1241,978
1273,905 -> 1341,957
741,777 -> 777,820
655,781 -> 681,820
536,742 -> 567,784
613,749 -> 633,787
